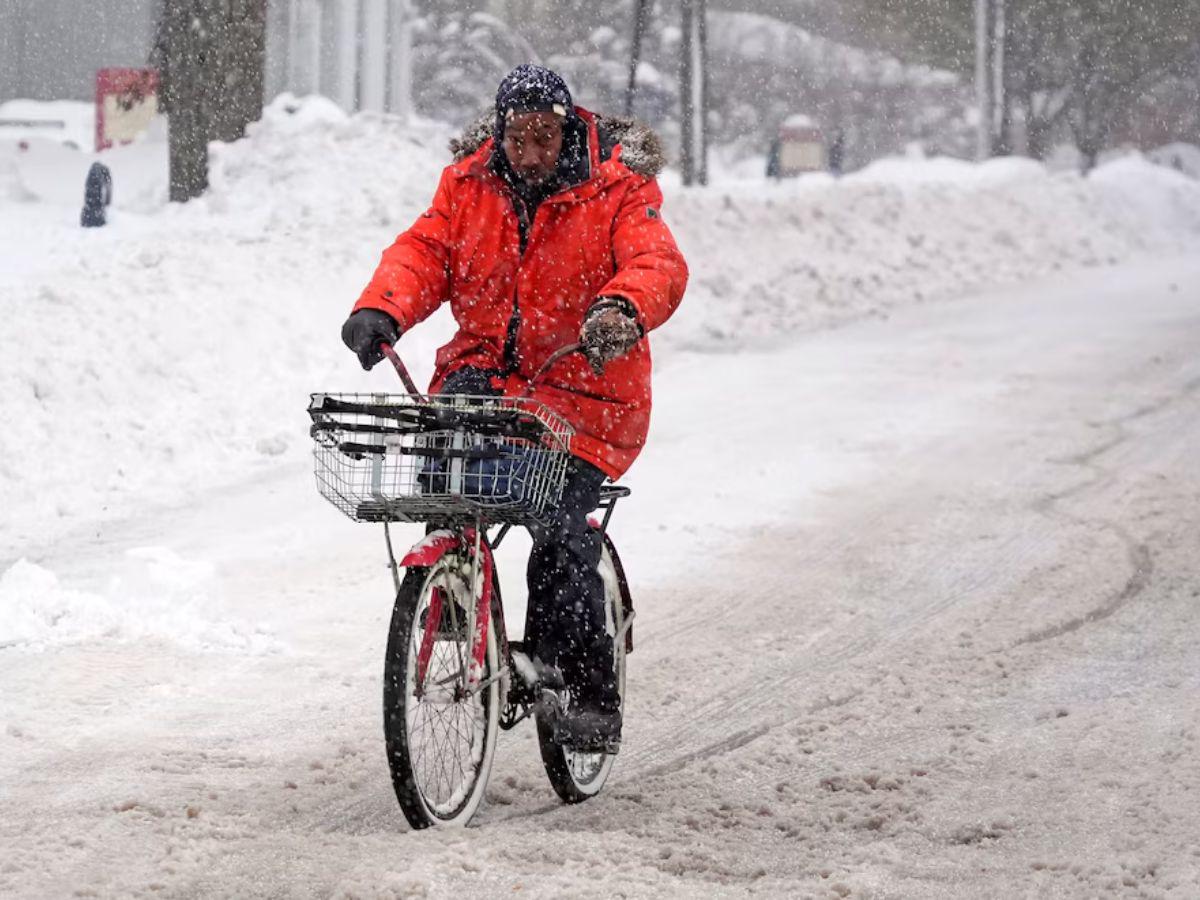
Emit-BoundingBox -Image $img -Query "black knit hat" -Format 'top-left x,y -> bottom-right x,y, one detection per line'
494,64 -> 574,138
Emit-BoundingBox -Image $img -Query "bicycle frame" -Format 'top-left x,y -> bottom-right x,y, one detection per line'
308,339 -> 643,826
376,340 -> 629,705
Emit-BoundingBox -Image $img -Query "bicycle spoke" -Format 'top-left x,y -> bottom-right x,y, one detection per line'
402,573 -> 492,817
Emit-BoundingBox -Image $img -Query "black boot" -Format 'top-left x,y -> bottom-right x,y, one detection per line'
554,702 -> 622,753
555,647 -> 622,752
526,656 -> 622,753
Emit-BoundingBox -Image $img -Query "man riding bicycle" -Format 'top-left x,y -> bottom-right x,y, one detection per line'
341,64 -> 688,750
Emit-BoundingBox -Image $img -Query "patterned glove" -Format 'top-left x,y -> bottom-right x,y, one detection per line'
341,308 -> 400,371
580,297 -> 642,372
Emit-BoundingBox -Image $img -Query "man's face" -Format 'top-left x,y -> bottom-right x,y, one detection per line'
502,111 -> 564,186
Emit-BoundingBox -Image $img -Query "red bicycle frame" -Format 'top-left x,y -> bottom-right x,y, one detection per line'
377,339 -> 592,698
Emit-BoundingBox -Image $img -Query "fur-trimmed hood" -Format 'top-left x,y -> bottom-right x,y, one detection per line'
448,108 -> 666,178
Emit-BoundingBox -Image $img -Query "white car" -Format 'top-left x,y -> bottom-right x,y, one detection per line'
0,99 -> 94,151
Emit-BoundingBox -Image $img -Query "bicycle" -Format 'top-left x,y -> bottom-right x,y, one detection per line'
307,343 -> 635,828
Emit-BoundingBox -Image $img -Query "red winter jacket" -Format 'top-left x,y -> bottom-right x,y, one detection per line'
353,108 -> 688,478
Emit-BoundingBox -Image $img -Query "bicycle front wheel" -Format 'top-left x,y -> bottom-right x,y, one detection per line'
537,539 -> 628,803
383,555 -> 500,828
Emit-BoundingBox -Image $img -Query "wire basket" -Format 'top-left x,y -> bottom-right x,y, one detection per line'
308,392 -> 575,526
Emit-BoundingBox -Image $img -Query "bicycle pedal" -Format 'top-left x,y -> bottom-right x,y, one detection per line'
551,707 -> 622,754
554,732 -> 621,756
557,732 -> 621,755
599,738 -> 621,755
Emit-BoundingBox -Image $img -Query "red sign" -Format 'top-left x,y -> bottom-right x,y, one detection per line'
95,68 -> 159,152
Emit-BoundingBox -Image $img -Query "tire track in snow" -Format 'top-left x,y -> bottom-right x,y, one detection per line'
278,365 -> 1200,838
557,369 -> 1200,808
480,496 -> 1058,832
617,511 -> 1053,775
1012,374 -> 1200,648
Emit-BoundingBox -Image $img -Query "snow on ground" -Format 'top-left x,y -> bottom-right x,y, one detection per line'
2,97 -> 1200,897
3,256 -> 1199,899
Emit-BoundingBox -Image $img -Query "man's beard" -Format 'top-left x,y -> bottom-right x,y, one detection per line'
518,169 -> 553,186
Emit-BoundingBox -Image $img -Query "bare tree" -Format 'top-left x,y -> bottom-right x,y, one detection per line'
1063,0 -> 1200,170
154,0 -> 267,202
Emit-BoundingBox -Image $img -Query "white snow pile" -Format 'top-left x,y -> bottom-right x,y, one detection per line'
1147,141 -> 1200,179
203,93 -> 450,228
0,549 -> 278,653
667,153 -> 1200,348
3,93 -> 1200,570
0,96 -> 457,561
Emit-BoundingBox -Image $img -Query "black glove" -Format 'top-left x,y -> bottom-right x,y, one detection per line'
580,297 -> 642,372
341,308 -> 400,370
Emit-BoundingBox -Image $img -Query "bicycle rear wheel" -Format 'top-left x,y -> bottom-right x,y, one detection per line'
536,540 -> 627,803
383,555 -> 499,828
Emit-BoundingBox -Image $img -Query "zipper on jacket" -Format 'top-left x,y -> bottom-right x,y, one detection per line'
500,175 -> 567,375
503,193 -> 534,373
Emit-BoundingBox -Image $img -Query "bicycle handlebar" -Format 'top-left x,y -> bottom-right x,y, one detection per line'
377,341 -> 586,400
525,343 -> 584,393
379,343 -> 422,397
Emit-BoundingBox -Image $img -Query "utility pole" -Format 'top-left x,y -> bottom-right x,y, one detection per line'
387,0 -> 414,122
289,0 -> 322,95
360,0 -> 388,112
680,0 -> 708,185
624,0 -> 651,117
324,0 -> 357,111
975,0 -> 992,160
695,0 -> 709,184
993,0 -> 1007,155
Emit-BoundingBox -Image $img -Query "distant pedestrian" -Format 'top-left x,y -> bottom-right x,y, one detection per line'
828,129 -> 845,178
81,162 -> 112,227
766,137 -> 782,180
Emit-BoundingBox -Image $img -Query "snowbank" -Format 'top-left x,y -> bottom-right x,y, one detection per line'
1089,154 -> 1200,243
0,551 -> 277,653
667,153 -> 1200,348
1147,141 -> 1200,179
0,96 -> 462,568
3,94 -> 1200,566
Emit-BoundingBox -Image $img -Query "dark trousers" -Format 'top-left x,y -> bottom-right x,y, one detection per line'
439,368 -> 619,711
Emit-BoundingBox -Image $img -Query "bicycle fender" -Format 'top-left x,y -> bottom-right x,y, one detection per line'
400,529 -> 459,568
602,533 -> 635,655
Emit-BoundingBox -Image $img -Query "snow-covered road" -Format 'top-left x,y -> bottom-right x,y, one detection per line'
3,256 -> 1200,898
